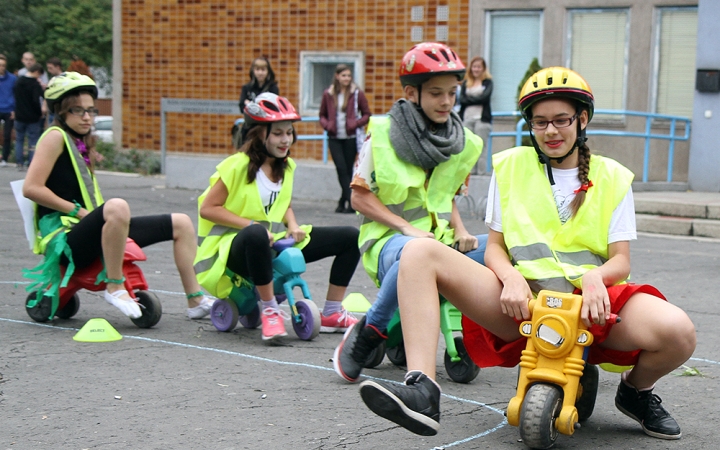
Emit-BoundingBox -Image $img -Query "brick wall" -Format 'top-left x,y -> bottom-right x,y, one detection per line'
122,0 -> 470,158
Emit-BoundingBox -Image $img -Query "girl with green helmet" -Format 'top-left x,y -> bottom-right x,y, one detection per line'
23,71 -> 215,320
358,67 -> 695,441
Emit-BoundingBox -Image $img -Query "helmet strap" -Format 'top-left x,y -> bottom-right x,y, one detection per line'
56,116 -> 91,139
529,132 -> 555,185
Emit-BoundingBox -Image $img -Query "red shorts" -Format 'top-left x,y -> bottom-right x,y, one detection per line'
461,283 -> 666,368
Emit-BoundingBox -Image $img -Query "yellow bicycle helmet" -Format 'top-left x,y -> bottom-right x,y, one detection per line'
519,67 -> 594,122
45,72 -> 98,113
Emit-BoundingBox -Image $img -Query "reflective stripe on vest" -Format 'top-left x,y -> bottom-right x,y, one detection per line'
193,153 -> 311,298
358,116 -> 482,285
493,146 -> 633,293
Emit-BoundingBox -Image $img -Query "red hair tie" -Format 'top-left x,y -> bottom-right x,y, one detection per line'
574,180 -> 593,194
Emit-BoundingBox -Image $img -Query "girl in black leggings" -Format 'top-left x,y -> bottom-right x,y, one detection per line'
196,93 -> 361,341
23,72 -> 213,320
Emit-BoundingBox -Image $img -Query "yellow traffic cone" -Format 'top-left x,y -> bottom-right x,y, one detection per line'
341,293 -> 372,313
73,318 -> 123,342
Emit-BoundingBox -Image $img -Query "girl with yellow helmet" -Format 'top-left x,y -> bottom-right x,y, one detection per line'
23,72 -> 214,320
358,67 -> 696,442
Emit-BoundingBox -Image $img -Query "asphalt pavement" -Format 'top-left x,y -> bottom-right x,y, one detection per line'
0,167 -> 718,450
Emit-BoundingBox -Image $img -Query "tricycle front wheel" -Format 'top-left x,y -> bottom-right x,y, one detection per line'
519,383 -> 563,449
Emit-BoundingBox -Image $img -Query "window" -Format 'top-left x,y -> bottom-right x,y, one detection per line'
299,52 -> 365,116
437,5 -> 449,22
486,11 -> 542,113
436,25 -> 448,42
411,26 -> 424,42
567,9 -> 629,113
653,7 -> 698,118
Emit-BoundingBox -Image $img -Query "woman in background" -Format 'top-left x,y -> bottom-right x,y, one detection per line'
459,56 -> 493,174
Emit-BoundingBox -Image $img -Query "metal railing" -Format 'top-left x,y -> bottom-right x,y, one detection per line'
486,110 -> 691,183
233,109 -> 691,182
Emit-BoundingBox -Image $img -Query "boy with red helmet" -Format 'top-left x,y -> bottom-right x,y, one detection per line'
195,93 -> 361,341
333,43 -> 487,382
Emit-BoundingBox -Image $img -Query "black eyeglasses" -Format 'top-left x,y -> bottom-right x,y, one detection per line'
68,107 -> 99,117
528,114 -> 578,130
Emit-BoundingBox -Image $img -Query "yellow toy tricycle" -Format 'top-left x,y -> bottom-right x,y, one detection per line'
507,290 -> 620,449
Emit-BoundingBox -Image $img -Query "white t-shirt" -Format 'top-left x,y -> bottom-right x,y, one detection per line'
335,92 -> 348,139
255,169 -> 282,214
485,166 -> 636,244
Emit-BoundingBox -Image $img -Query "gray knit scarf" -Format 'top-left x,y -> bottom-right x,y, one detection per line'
388,99 -> 465,170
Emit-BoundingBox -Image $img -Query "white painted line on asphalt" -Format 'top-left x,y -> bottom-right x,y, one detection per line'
0,316 -> 506,449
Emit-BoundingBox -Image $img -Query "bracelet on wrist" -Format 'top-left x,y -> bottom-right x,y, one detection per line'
68,201 -> 82,218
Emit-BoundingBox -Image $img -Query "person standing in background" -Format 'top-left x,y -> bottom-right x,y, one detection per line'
18,52 -> 49,88
0,54 -> 16,167
459,57 -> 493,174
13,63 -> 46,170
319,64 -> 371,213
239,57 -> 279,108
235,57 -> 280,148
45,57 -> 64,125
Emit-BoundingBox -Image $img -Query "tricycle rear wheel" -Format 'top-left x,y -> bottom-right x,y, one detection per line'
444,336 -> 480,383
130,290 -> 163,328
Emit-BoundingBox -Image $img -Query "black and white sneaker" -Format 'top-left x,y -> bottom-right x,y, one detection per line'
615,377 -> 681,439
359,370 -> 441,436
333,315 -> 386,382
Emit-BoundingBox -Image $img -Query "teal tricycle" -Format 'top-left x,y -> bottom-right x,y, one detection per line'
209,238 -> 321,340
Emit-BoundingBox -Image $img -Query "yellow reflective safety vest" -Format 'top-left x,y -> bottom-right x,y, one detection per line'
33,127 -> 104,254
194,152 -> 311,298
358,116 -> 482,285
493,146 -> 634,293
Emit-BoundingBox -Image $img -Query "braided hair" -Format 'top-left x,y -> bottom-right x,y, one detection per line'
569,137 -> 591,217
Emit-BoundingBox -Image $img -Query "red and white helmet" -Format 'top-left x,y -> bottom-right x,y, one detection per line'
399,42 -> 466,87
243,93 -> 301,126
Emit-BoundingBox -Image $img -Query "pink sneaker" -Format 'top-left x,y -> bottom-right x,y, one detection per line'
261,308 -> 289,341
321,309 -> 359,333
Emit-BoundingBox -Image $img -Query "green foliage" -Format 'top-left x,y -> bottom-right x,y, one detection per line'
517,58 -> 544,104
516,58 -> 544,146
0,0 -> 40,73
95,141 -> 161,175
0,0 -> 111,73
676,365 -> 708,378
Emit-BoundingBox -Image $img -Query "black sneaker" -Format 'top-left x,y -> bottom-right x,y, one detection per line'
333,316 -> 386,382
359,370 -> 441,436
615,379 -> 682,439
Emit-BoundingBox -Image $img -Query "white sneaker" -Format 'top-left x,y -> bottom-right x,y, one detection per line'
0,160 -> 7,167
187,296 -> 215,319
105,289 -> 142,319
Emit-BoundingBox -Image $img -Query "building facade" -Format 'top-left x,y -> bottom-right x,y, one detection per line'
117,0 -> 699,181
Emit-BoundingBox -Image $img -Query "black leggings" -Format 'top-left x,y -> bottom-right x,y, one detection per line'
62,204 -> 174,268
328,137 -> 357,203
227,224 -> 360,287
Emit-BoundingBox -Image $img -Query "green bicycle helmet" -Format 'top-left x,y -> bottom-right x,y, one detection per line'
45,72 -> 98,113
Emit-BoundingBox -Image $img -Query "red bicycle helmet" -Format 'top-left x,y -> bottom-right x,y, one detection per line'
399,42 -> 466,87
243,93 -> 301,126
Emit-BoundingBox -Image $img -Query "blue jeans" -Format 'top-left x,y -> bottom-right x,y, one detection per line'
364,233 -> 488,331
14,119 -> 41,167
